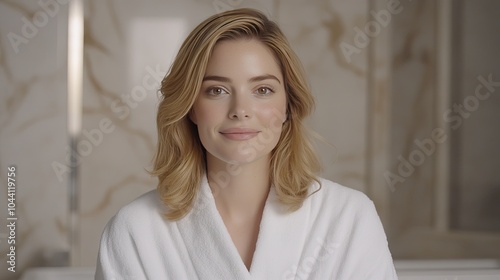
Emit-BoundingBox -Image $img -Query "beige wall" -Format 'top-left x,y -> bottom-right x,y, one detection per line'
386,0 -> 500,258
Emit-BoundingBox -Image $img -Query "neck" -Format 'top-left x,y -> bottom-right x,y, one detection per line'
206,154 -> 271,222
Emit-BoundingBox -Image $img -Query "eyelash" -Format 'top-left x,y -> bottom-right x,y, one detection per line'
205,86 -> 228,96
255,87 -> 275,95
204,86 -> 275,96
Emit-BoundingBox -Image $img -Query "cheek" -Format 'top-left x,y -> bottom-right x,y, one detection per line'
192,101 -> 222,126
258,100 -> 287,123
257,104 -> 287,135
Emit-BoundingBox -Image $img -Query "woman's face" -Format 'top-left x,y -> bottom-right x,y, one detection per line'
190,38 -> 287,166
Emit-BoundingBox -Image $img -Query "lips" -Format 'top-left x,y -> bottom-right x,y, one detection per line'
220,128 -> 260,141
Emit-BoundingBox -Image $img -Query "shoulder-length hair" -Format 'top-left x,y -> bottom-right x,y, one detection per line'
151,8 -> 321,220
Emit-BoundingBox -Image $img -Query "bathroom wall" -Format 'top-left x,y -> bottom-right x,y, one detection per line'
387,0 -> 500,258
0,1 -> 70,280
449,0 -> 500,233
387,0 -> 438,241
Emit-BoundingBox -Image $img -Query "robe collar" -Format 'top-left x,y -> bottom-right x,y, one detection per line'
177,174 -> 309,279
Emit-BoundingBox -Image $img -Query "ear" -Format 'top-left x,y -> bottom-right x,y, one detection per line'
189,109 -> 197,125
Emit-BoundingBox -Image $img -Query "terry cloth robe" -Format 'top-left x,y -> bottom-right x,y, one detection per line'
95,175 -> 398,280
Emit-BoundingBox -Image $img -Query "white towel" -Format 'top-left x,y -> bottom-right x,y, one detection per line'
95,175 -> 398,279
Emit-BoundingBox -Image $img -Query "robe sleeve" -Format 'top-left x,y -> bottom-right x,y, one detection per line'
340,199 -> 399,280
95,212 -> 148,280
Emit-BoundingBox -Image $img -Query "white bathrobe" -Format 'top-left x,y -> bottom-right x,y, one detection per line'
95,176 -> 398,280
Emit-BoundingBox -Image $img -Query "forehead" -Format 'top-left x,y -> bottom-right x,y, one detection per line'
204,38 -> 283,80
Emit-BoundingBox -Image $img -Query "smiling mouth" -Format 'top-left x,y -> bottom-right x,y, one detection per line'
219,129 -> 260,141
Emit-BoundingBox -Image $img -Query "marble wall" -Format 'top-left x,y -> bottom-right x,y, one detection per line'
0,1 -> 70,279
450,0 -> 500,232
388,0 -> 437,236
387,0 -> 500,259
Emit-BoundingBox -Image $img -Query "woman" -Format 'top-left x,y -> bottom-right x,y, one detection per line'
96,8 -> 398,280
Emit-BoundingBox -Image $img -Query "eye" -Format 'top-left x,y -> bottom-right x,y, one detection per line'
206,86 -> 228,96
255,87 -> 274,96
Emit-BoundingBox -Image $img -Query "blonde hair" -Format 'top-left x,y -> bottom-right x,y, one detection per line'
151,8 -> 321,220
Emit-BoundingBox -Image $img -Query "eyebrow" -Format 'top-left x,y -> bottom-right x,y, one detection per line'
202,74 -> 281,84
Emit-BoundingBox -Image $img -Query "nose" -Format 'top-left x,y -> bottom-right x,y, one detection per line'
228,93 -> 251,120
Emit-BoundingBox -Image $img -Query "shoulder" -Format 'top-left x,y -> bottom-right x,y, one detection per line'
308,177 -> 374,210
117,189 -> 163,219
305,179 -> 397,278
304,177 -> 388,243
303,177 -> 381,227
96,190 -> 167,279
104,190 -> 165,232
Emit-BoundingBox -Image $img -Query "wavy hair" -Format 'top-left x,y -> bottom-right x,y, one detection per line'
151,8 -> 321,220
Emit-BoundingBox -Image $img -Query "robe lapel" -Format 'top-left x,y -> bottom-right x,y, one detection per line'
177,175 -> 252,280
249,186 -> 311,279
177,175 -> 310,279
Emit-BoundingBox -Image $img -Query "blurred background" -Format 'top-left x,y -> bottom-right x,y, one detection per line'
0,0 -> 499,279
